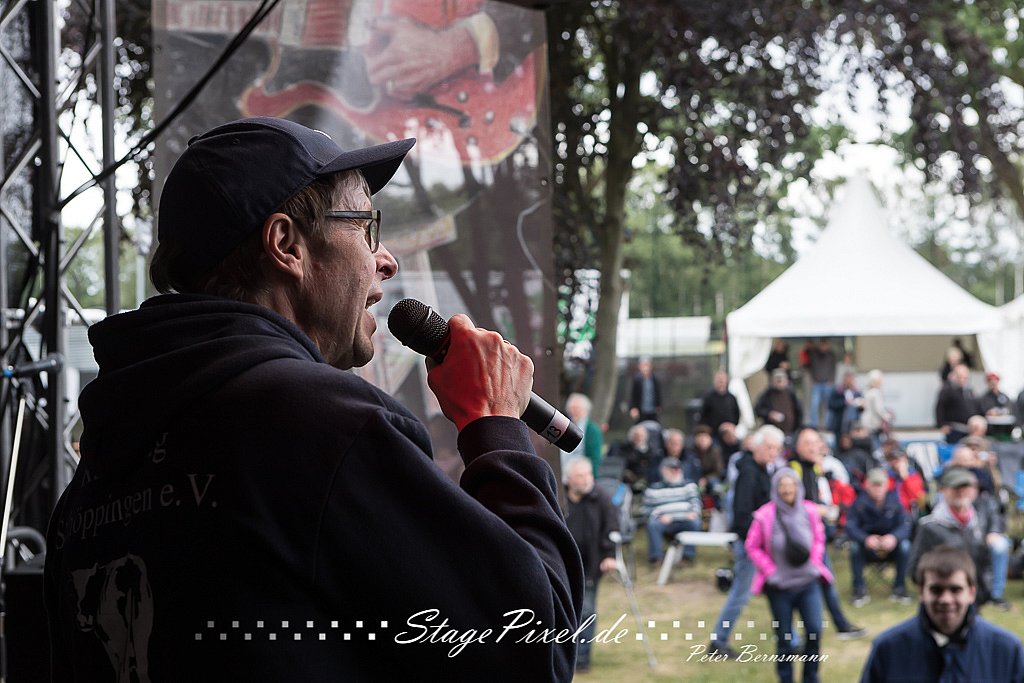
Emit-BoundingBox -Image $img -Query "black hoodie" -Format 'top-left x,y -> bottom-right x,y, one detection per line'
45,294 -> 582,682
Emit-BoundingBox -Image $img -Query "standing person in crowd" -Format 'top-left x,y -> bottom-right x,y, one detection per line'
807,339 -> 838,430
847,469 -> 913,606
765,339 -> 792,379
641,458 -> 703,565
791,429 -> 867,640
978,372 -> 1012,417
564,457 -> 619,675
860,370 -> 893,449
44,118 -> 582,681
755,369 -> 804,437
936,364 -> 978,444
909,468 -> 1006,608
746,468 -> 833,683
828,371 -> 863,445
699,370 -> 741,446
629,356 -> 662,423
709,425 -> 784,658
562,392 -> 603,478
860,546 -> 1024,683
939,344 -> 966,381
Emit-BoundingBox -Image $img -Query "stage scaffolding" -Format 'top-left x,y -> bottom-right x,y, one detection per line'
0,0 -> 121,548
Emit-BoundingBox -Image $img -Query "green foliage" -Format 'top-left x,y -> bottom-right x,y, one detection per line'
622,167 -> 790,327
63,226 -> 147,311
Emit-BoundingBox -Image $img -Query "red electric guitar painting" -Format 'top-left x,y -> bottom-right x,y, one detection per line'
158,0 -> 541,165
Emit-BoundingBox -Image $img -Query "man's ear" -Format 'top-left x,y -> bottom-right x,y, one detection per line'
262,212 -> 307,282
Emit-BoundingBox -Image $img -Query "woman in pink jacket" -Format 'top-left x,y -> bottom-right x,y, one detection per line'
746,467 -> 834,683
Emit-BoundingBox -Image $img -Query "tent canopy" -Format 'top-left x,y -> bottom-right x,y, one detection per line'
726,177 -> 1006,426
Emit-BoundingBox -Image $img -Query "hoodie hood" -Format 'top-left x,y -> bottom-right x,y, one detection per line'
79,294 -> 324,465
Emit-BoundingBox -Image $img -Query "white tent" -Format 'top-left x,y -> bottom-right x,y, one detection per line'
617,316 -> 711,358
978,294 -> 1024,401
726,177 -> 1005,428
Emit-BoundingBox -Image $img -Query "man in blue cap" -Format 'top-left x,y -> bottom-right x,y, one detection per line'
45,118 -> 582,682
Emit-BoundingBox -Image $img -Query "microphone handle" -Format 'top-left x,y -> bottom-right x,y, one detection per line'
522,394 -> 583,452
387,298 -> 583,451
431,334 -> 582,451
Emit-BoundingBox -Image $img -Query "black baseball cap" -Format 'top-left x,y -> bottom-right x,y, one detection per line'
158,117 -> 415,278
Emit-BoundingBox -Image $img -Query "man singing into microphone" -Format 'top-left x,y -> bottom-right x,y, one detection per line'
44,117 -> 583,682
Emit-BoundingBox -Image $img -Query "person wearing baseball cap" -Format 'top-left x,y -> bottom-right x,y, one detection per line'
845,468 -> 913,607
45,118 -> 582,681
907,466 -> 1004,608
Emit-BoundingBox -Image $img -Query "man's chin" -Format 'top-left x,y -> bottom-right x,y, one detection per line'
348,339 -> 375,369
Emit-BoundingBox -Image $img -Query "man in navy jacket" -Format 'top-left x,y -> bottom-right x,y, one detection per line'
846,468 -> 912,605
860,545 -> 1024,683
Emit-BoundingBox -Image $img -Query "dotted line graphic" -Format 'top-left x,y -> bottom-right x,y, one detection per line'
195,620 -> 389,642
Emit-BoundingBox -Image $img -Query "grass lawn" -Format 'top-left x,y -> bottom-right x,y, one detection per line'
577,536 -> 1024,682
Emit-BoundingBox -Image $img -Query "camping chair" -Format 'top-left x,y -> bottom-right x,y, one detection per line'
903,442 -> 941,483
595,474 -> 638,579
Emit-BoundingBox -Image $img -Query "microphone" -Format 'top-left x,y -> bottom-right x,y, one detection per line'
3,353 -> 64,378
388,299 -> 583,452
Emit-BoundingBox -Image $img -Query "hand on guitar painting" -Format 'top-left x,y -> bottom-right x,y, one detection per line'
365,16 -> 481,100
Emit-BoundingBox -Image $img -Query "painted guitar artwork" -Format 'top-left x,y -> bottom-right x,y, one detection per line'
159,0 -> 541,165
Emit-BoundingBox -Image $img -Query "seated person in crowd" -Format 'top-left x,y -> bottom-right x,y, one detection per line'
608,423 -> 657,489
873,437 -> 902,466
909,468 -> 1009,609
836,425 -> 875,490
691,424 -> 724,507
965,413 -> 992,439
641,458 -> 702,565
846,468 -> 913,606
718,422 -> 742,459
664,427 -> 702,484
958,429 -> 1003,494
822,451 -> 857,540
884,449 -> 927,516
946,443 -> 997,496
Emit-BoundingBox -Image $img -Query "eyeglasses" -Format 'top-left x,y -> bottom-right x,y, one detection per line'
323,210 -> 381,252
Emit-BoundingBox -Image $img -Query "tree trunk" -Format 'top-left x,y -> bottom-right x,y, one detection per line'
587,38 -> 644,428
588,210 -> 628,429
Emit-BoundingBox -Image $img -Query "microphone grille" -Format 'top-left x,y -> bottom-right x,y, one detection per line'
388,298 -> 448,357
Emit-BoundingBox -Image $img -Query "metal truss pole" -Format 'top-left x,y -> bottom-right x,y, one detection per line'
0,0 -> 119,532
100,0 -> 119,316
35,0 -> 68,509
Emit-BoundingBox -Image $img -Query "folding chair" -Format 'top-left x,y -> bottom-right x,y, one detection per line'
595,474 -> 638,579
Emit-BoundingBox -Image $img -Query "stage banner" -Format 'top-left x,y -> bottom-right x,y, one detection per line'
153,0 -> 557,479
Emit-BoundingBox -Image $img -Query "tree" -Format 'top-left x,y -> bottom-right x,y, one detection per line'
548,1 -> 1024,427
548,2 -> 845,426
